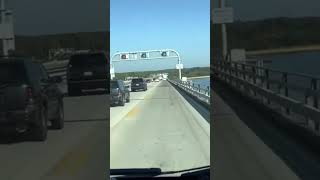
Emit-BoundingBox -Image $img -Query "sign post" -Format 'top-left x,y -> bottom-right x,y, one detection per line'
213,0 -> 234,60
0,0 -> 15,57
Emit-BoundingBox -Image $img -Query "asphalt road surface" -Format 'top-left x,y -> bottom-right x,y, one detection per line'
212,90 -> 301,180
110,80 -> 210,172
0,93 -> 108,180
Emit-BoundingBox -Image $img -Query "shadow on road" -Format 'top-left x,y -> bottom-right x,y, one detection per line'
0,131 -> 38,144
214,79 -> 320,180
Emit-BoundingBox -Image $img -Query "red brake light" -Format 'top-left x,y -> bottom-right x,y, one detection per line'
27,87 -> 33,97
26,87 -> 34,103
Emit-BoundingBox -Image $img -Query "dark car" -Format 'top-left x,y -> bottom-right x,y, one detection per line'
0,58 -> 64,141
110,80 -> 130,106
131,78 -> 147,92
66,52 -> 108,96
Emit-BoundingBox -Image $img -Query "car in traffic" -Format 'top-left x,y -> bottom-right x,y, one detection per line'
111,80 -> 130,106
66,51 -> 109,96
0,58 -> 64,141
131,78 -> 147,92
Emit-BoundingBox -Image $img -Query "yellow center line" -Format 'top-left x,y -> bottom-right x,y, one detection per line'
125,106 -> 140,119
48,148 -> 90,176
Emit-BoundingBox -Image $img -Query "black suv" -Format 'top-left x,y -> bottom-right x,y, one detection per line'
110,80 -> 130,106
67,52 -> 108,96
0,58 -> 64,141
131,78 -> 147,92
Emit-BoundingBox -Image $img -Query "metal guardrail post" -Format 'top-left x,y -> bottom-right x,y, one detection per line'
242,64 -> 246,80
283,72 -> 290,115
265,69 -> 270,104
252,66 -> 257,96
252,66 -> 256,84
312,78 -> 319,109
312,78 -> 319,131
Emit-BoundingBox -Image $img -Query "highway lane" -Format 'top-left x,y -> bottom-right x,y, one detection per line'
0,93 -> 108,180
110,80 -> 210,172
110,82 -> 160,128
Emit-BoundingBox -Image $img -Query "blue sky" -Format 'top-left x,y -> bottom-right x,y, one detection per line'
111,0 -> 210,73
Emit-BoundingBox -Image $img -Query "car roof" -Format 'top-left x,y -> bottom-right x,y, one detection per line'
0,57 -> 35,64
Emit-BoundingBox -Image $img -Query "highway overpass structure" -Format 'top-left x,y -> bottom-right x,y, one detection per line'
110,49 -> 184,80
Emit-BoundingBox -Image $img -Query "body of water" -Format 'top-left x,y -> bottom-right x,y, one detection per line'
262,51 -> 320,77
254,51 -> 320,101
190,78 -> 210,89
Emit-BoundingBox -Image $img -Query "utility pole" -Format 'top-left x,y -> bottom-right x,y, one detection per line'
219,0 -> 228,60
1,0 -> 7,56
0,0 -> 15,57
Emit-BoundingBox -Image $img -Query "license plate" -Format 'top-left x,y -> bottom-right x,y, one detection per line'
136,84 -> 139,86
83,71 -> 93,76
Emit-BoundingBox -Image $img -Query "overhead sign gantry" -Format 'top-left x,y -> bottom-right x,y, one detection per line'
110,49 -> 183,80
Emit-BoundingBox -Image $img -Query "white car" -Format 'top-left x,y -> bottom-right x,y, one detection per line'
155,79 -> 160,82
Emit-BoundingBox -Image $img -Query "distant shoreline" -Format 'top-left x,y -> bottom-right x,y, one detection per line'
247,45 -> 320,56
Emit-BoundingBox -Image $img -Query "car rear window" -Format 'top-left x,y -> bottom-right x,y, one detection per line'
132,79 -> 143,83
111,81 -> 118,88
0,62 -> 27,83
69,53 -> 106,68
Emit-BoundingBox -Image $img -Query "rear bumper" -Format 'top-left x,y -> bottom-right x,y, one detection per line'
0,105 -> 37,126
110,95 -> 122,104
131,86 -> 145,91
68,79 -> 107,90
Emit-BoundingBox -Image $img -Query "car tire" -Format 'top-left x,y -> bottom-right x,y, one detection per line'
68,84 -> 81,96
120,95 -> 125,106
51,101 -> 64,129
31,106 -> 48,141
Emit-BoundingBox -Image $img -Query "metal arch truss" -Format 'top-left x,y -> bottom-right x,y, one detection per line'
110,49 -> 183,79
111,49 -> 181,63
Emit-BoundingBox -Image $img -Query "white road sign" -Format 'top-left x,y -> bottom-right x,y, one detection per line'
212,8 -> 234,24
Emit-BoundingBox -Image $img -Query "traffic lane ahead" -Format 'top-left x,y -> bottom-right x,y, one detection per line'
111,81 -> 210,171
110,82 -> 160,128
0,94 -> 108,180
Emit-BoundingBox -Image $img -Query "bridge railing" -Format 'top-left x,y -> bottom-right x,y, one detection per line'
43,60 -> 69,80
213,60 -> 320,135
168,79 -> 210,106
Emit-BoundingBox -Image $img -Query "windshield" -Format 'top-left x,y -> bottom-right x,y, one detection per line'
0,62 -> 27,83
69,53 -> 106,68
110,0 -> 210,173
131,79 -> 143,83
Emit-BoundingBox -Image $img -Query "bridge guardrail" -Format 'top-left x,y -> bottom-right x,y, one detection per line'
168,79 -> 210,106
43,60 -> 69,79
213,60 -> 320,135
